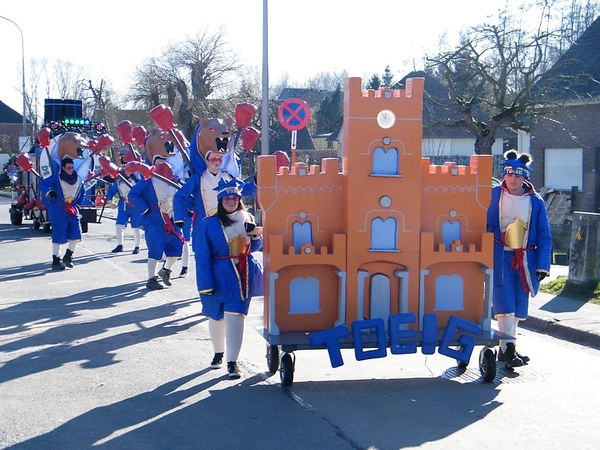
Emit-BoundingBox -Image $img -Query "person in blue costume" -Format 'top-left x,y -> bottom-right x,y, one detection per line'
106,167 -> 143,254
163,137 -> 193,277
195,178 -> 263,379
38,157 -> 86,270
128,157 -> 184,290
176,193 -> 194,278
487,150 -> 552,369
173,123 -> 256,251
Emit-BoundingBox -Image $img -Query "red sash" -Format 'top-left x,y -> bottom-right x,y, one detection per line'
162,212 -> 185,243
216,244 -> 251,298
56,201 -> 77,216
496,237 -> 535,293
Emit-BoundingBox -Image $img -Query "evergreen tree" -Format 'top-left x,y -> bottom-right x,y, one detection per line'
366,74 -> 381,89
315,84 -> 343,134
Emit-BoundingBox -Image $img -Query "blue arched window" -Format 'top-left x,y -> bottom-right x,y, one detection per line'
372,147 -> 399,175
370,274 -> 391,326
442,220 -> 461,251
435,274 -> 464,310
293,221 -> 313,253
371,217 -> 397,250
290,277 -> 320,314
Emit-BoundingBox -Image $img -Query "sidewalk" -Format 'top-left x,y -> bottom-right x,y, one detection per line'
523,264 -> 600,350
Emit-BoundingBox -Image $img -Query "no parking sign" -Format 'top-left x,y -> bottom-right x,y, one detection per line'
278,98 -> 310,131
278,98 -> 310,165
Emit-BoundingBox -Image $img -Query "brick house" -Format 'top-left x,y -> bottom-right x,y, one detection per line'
529,17 -> 600,213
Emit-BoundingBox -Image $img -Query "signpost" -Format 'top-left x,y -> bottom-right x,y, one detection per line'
278,98 -> 310,165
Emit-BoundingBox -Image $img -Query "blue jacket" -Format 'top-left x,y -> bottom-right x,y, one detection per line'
487,183 -> 552,295
195,214 -> 263,302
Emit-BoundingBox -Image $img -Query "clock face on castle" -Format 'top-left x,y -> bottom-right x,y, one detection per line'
376,109 -> 396,129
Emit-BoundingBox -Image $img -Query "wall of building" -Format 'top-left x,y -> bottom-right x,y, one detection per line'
530,102 -> 600,213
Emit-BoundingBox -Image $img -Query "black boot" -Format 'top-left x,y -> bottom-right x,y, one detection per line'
63,249 -> 74,268
498,347 -> 530,364
158,267 -> 172,286
503,343 -> 524,369
52,255 -> 65,271
146,276 -> 163,290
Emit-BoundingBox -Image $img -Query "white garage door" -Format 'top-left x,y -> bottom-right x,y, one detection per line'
544,148 -> 583,190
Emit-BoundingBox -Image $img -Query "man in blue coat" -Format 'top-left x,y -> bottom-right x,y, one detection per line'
128,158 -> 184,290
487,150 -> 552,369
38,157 -> 86,270
106,168 -> 143,254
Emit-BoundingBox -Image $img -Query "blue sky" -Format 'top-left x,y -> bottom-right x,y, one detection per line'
1,0 -> 516,113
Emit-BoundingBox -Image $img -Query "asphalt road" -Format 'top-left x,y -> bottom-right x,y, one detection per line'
1,197 -> 599,449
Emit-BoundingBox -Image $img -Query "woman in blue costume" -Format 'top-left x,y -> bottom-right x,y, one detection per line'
106,168 -> 143,254
195,178 -> 263,379
128,157 -> 184,290
39,157 -> 86,270
487,150 -> 552,369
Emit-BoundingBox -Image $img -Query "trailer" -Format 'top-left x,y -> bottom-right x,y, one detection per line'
259,320 -> 507,386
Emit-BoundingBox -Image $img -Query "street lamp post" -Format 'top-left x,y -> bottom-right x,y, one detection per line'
261,0 -> 269,155
0,15 -> 27,137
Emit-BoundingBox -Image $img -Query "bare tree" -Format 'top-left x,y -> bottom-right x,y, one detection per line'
127,27 -> 241,138
304,70 -> 348,92
425,0 -> 598,155
78,79 -> 123,136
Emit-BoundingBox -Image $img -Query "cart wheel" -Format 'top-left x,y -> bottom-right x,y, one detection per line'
280,352 -> 295,387
43,223 -> 51,233
266,344 -> 279,373
33,220 -> 40,230
479,347 -> 497,383
10,210 -> 23,225
80,221 -> 88,233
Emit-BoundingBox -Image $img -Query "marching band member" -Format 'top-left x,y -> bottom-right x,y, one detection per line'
487,150 -> 552,369
39,157 -> 85,270
128,156 -> 184,290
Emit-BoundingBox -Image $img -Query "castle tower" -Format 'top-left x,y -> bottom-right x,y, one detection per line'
342,77 -> 425,327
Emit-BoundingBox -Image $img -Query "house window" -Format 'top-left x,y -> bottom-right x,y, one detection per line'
435,275 -> 464,310
442,220 -> 461,250
545,148 -> 583,190
293,221 -> 313,253
372,146 -> 399,175
370,217 -> 397,250
289,277 -> 320,314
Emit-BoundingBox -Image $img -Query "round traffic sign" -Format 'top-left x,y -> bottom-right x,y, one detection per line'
278,98 -> 310,131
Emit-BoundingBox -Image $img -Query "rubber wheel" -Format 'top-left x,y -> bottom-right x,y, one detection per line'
10,210 -> 23,225
43,223 -> 51,233
280,352 -> 294,387
33,220 -> 40,230
266,344 -> 279,373
80,221 -> 88,233
479,348 -> 497,382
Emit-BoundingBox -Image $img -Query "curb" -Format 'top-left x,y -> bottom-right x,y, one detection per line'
520,315 -> 600,351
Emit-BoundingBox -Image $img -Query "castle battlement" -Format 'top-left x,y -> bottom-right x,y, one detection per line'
267,233 -> 347,272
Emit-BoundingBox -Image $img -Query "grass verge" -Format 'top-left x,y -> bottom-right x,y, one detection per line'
540,276 -> 600,305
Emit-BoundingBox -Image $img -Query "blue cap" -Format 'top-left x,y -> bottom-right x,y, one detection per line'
500,150 -> 533,179
214,178 -> 243,201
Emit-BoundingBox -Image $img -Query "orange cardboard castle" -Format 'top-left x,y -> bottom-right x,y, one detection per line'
257,77 -> 494,337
